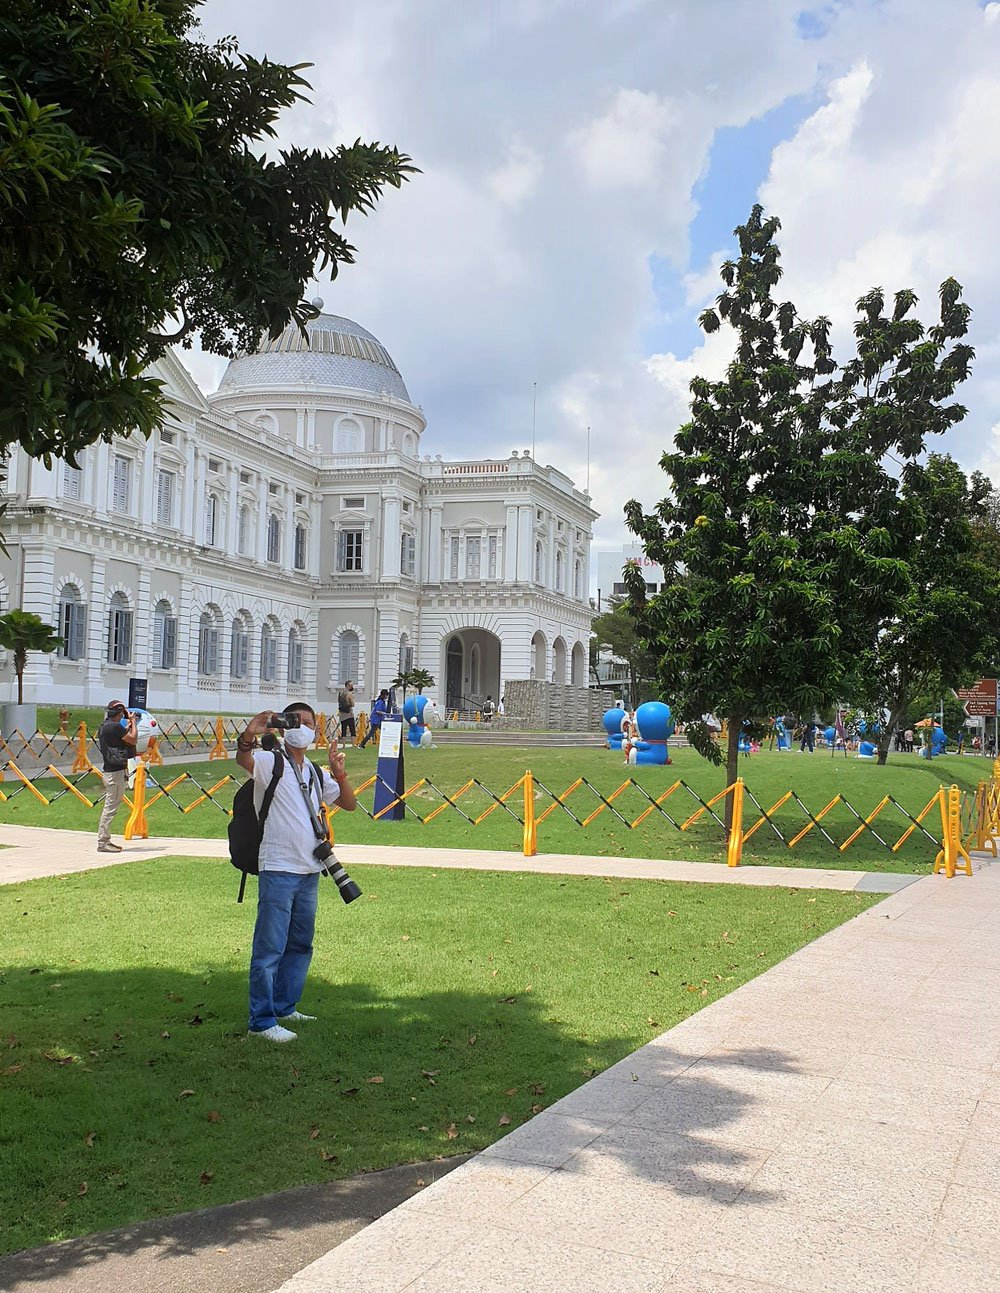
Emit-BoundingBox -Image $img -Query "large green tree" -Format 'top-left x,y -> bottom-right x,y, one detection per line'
625,206 -> 974,802
851,455 -> 1000,763
0,0 -> 415,461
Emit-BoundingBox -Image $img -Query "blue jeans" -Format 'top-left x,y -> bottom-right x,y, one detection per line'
248,871 -> 320,1031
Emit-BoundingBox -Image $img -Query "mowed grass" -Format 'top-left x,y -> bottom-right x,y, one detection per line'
0,743 -> 988,872
0,857 -> 879,1253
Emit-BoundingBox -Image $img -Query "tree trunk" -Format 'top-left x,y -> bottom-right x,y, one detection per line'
724,714 -> 742,832
876,698 -> 910,766
14,648 -> 25,705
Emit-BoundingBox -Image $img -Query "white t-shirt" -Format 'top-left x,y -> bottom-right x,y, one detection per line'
252,750 -> 341,874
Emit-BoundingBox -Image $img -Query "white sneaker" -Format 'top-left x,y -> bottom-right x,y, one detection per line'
279,1010 -> 316,1022
249,1024 -> 297,1043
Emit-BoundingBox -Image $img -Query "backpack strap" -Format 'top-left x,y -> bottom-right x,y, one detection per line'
258,749 -> 284,828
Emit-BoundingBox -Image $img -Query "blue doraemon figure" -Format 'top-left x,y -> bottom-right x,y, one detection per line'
602,707 -> 628,751
824,725 -> 837,748
402,694 -> 438,748
857,740 -> 877,759
626,701 -> 675,766
774,717 -> 791,750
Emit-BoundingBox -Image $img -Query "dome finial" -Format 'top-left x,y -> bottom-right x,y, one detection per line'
310,296 -> 324,311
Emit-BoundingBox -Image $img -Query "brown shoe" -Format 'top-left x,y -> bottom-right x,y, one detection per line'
97,843 -> 123,853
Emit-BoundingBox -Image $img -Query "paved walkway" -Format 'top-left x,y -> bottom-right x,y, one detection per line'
0,823 -> 915,892
272,853 -> 1000,1293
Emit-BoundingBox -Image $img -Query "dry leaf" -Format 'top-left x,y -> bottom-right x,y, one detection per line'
44,1051 -> 73,1066
77,1183 -> 88,1197
160,1031 -> 170,1039
466,1114 -> 476,1123
499,996 -> 518,1005
199,1171 -> 214,1185
504,1087 -> 518,1096
421,1069 -> 440,1078
401,934 -> 410,942
367,1075 -> 384,1085
341,1087 -> 360,1097
2,1063 -> 25,1076
308,1125 -> 320,1140
498,1113 -> 512,1127
529,1083 -> 545,1096
415,1178 -> 427,1187
530,1103 -> 544,1114
207,1111 -> 221,1124
84,1131 -> 96,1148
445,1123 -> 458,1139
320,1149 -> 338,1163
291,1067 -> 300,1078
177,1089 -> 195,1099
418,1125 -> 429,1132
467,1035 -> 477,1046
490,969 -> 498,978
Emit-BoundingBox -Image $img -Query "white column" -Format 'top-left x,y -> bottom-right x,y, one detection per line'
306,409 -> 316,450
504,504 -> 518,580
176,574 -> 195,708
140,445 -> 155,524
517,505 -> 533,581
308,494 -> 322,575
284,491 -> 295,570
85,556 -> 107,694
295,407 -> 306,449
226,466 -> 239,554
181,440 -> 196,538
428,505 -> 443,582
26,459 -> 57,502
382,496 -> 401,578
94,443 -> 111,514
256,480 -> 268,562
135,563 -> 152,675
547,520 -> 557,588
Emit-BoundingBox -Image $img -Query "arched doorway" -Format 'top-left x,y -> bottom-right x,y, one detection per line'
552,636 -> 567,684
445,637 -> 463,710
571,641 -> 586,686
531,631 -> 546,681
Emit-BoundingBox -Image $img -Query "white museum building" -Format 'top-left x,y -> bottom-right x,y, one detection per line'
0,308 -> 597,714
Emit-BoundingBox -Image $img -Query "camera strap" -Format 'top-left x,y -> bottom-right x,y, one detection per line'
287,750 -> 328,843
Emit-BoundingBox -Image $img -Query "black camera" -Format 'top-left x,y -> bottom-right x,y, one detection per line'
313,840 -> 362,903
267,711 -> 301,730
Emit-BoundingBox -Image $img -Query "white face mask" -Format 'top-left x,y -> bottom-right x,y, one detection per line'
283,725 -> 315,750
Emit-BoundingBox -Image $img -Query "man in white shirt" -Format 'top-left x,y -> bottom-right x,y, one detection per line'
237,702 -> 357,1042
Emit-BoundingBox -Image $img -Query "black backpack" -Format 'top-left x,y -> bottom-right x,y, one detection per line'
229,751 -> 285,903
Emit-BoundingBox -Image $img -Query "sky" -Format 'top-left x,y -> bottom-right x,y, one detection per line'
187,0 -> 1000,556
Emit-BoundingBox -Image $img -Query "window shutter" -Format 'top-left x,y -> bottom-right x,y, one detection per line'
122,612 -> 133,664
153,610 -> 164,663
71,604 -> 86,659
164,617 -> 176,668
337,530 -> 347,570
112,456 -> 129,512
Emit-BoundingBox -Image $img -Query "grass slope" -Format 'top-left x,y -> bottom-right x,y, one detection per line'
0,745 -> 987,872
0,857 -> 877,1254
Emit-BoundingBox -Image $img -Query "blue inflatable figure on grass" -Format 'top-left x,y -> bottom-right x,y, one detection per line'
402,694 -> 439,748
774,717 -> 792,750
602,707 -> 628,751
857,740 -> 877,760
626,701 -> 675,766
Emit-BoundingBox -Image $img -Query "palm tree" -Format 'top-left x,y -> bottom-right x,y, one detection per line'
390,668 -> 435,701
0,611 -> 62,704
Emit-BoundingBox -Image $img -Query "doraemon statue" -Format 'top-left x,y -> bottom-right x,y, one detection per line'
626,701 -> 675,766
857,740 -> 877,759
774,717 -> 791,750
602,707 -> 627,751
127,708 -> 159,754
402,694 -> 439,748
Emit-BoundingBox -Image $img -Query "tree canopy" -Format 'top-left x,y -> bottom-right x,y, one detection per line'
0,0 -> 415,461
625,205 -> 976,795
590,595 -> 657,710
0,610 -> 61,705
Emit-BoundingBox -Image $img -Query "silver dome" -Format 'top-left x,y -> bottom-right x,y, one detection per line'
217,313 -> 410,401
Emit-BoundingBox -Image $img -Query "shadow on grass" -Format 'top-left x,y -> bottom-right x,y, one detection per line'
0,955 -> 802,1282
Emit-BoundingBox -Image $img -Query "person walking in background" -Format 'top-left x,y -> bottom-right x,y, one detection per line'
482,695 -> 495,722
904,726 -> 914,754
337,680 -> 356,743
96,700 -> 137,852
359,689 -> 390,749
799,719 -> 816,754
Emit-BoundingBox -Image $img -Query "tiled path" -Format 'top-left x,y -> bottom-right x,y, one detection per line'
0,823 -> 913,893
272,855 -> 1000,1293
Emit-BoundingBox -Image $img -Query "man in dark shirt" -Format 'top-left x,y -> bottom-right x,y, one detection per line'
97,700 -> 137,852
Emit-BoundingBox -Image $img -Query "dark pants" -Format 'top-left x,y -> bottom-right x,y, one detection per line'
339,715 -> 356,740
359,722 -> 381,748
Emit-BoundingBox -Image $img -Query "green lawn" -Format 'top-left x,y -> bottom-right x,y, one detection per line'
0,857 -> 878,1254
0,744 -> 987,873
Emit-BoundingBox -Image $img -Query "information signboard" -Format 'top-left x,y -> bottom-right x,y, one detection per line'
956,679 -> 999,716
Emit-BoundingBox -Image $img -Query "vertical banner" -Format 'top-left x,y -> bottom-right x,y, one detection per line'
372,716 -> 406,822
128,677 -> 148,710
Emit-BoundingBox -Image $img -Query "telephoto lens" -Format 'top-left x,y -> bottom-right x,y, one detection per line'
313,841 -> 362,903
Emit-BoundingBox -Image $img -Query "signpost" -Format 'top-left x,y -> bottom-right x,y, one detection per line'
128,677 -> 148,710
956,679 -> 998,716
372,716 -> 406,822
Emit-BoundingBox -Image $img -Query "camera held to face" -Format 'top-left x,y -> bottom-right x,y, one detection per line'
313,839 -> 362,903
267,711 -> 302,731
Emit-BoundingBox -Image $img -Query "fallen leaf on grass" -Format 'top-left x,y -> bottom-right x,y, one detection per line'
499,996 -> 518,1005
320,1150 -> 338,1163
160,1031 -> 170,1039
418,1125 -> 429,1132
308,1125 -> 320,1140
84,1131 -> 96,1148
498,1113 -> 511,1127
3,1062 -> 25,1076
467,1035 -> 477,1046
415,1178 -> 426,1187
44,1051 -> 73,1066
177,1089 -> 195,1099
445,1123 -> 458,1139
401,934 -> 411,942
530,1103 -> 544,1115
77,1183 -> 88,1197
466,1114 -> 476,1124
529,1083 -> 545,1096
366,1075 -> 384,1085
340,1087 -> 360,1098
207,1111 -> 222,1124
199,1171 -> 214,1185
504,1087 -> 518,1096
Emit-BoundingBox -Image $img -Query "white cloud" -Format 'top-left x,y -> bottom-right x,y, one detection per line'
570,89 -> 678,190
487,142 -> 542,207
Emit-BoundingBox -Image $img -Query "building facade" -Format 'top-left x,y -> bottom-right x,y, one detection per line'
0,311 -> 596,713
595,542 -> 666,608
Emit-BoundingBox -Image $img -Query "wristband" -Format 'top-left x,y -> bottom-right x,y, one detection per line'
237,736 -> 258,752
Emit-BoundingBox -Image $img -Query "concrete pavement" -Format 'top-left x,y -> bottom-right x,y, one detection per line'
0,823 -> 917,893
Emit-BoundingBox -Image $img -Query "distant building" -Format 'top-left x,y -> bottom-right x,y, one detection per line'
595,542 -> 666,608
0,308 -> 597,712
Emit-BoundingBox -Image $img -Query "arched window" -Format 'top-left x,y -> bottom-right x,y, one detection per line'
237,505 -> 250,556
402,432 -> 417,456
288,627 -> 303,686
531,631 -> 546,681
338,630 -> 360,685
152,600 -> 177,670
198,611 -> 219,675
230,617 -> 249,678
260,622 -> 277,681
266,514 -> 281,564
552,637 -> 567,684
293,523 -> 307,571
534,541 -> 544,584
335,420 -> 362,454
58,585 -> 86,660
107,592 -> 133,665
470,643 -> 480,696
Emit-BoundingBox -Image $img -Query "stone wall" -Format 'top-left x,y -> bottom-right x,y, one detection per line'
502,679 -> 606,733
